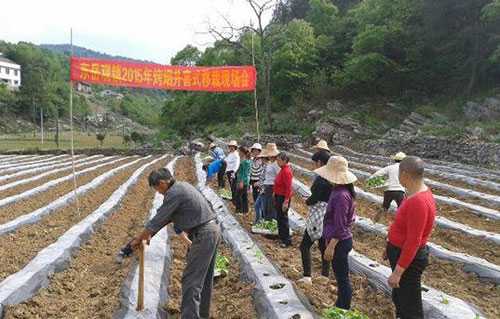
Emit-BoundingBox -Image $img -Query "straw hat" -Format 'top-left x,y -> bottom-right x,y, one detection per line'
314,156 -> 357,185
391,152 -> 407,161
251,143 -> 262,151
227,140 -> 238,148
209,143 -> 216,149
259,143 -> 280,157
313,139 -> 331,152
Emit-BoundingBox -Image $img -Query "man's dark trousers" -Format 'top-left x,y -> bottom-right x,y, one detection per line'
181,221 -> 221,319
386,242 -> 429,319
217,161 -> 226,188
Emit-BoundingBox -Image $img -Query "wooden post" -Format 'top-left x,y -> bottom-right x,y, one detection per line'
136,240 -> 146,311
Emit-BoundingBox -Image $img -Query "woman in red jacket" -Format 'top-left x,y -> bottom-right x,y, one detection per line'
386,156 -> 436,319
273,152 -> 293,248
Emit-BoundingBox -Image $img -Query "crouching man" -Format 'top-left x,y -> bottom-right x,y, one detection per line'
130,168 -> 221,319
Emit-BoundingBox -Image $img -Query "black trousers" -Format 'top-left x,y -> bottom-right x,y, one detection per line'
274,195 -> 291,245
386,242 -> 429,319
383,190 -> 405,210
226,171 -> 236,201
234,184 -> 249,214
217,161 -> 227,188
300,230 -> 329,277
332,237 -> 353,310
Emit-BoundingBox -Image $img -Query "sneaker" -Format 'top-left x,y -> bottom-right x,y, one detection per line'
297,277 -> 312,285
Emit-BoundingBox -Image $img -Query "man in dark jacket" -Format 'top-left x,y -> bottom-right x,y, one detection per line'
130,168 -> 221,319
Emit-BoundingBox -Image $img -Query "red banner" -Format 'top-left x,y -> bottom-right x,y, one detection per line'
70,57 -> 256,92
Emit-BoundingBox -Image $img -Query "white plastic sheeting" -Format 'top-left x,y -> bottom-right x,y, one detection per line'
195,154 -> 316,319
290,154 -> 500,220
0,155 -> 50,166
290,150 -> 500,208
332,145 -> 500,182
291,178 -> 500,284
0,155 -> 105,183
283,187 -> 486,318
0,155 -> 169,317
115,157 -> 178,319
0,155 -> 108,192
0,155 -> 70,171
0,156 -> 145,236
292,162 -> 500,243
0,156 -> 136,209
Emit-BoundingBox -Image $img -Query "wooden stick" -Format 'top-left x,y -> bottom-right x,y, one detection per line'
136,240 -> 146,311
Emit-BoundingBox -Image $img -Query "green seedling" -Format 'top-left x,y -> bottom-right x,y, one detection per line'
366,176 -> 387,188
215,254 -> 230,275
254,220 -> 278,232
322,307 -> 369,319
440,296 -> 449,305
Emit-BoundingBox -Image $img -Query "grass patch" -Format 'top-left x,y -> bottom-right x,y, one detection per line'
0,132 -> 128,151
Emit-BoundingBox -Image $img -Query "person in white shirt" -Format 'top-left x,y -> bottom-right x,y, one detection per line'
370,152 -> 407,222
224,140 -> 240,202
259,143 -> 281,220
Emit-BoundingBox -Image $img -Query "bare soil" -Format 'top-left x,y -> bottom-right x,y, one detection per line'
2,157 -> 167,319
355,199 -> 500,265
207,179 -> 395,319
0,157 -> 158,282
291,151 -> 500,210
0,157 -> 134,224
293,161 -> 500,234
164,156 -> 257,319
292,181 -> 500,319
0,158 -> 122,200
352,229 -> 500,319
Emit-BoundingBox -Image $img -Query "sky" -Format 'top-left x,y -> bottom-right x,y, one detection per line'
0,0 -> 274,63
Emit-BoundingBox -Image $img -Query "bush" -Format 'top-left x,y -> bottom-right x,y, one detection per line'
130,131 -> 144,145
96,132 -> 106,147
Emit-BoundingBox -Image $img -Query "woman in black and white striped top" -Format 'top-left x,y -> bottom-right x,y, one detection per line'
250,143 -> 264,202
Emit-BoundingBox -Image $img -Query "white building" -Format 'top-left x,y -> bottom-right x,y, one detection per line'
0,53 -> 21,89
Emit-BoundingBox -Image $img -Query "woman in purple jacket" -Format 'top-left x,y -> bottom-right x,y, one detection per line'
314,156 -> 357,310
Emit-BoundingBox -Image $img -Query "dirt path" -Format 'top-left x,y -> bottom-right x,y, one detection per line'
2,157 -> 168,319
0,158 -> 119,200
0,157 -> 160,283
207,177 -> 394,318
165,156 -> 257,319
0,157 -> 134,224
291,187 -> 500,318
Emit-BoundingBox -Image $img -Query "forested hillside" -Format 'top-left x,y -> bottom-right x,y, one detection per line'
160,0 -> 500,141
0,42 -> 165,133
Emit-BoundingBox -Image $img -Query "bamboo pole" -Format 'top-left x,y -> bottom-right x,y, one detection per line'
69,28 -> 80,215
136,240 -> 146,311
251,26 -> 261,142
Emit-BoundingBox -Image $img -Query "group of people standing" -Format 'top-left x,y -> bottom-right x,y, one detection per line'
204,139 -> 437,319
206,141 -> 294,247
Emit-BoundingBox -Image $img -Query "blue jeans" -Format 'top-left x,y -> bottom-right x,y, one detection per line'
332,237 -> 353,310
254,194 -> 264,224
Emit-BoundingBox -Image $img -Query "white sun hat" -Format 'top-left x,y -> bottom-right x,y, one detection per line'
251,143 -> 263,151
227,140 -> 238,147
313,139 -> 331,152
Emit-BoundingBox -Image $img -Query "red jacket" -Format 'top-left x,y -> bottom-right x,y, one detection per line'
273,164 -> 293,200
388,189 -> 436,268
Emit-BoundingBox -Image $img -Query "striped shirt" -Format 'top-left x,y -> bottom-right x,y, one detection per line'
250,158 -> 265,182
